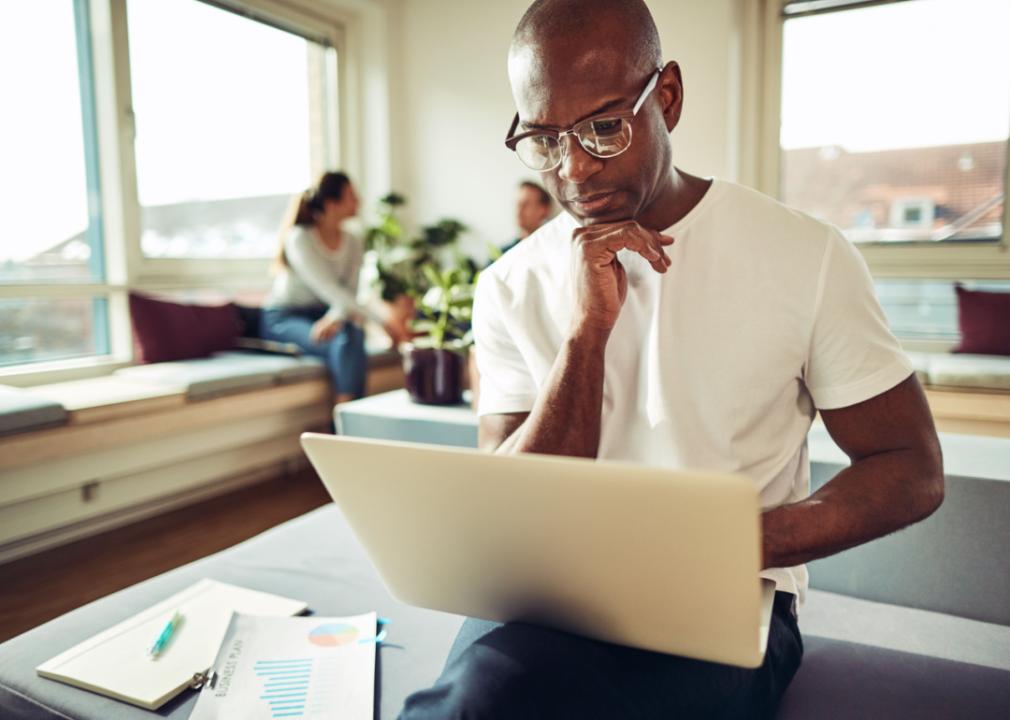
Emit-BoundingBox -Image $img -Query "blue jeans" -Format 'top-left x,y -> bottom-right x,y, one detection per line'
261,307 -> 366,398
399,592 -> 803,719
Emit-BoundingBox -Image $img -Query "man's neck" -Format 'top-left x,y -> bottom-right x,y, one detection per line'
636,168 -> 711,232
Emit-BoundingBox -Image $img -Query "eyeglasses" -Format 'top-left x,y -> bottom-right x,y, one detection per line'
504,69 -> 662,173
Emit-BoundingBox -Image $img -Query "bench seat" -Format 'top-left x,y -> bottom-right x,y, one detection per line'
779,636 -> 1010,719
30,377 -> 185,426
0,348 -> 403,438
1,504 -> 1007,719
908,351 -> 1010,391
0,387 -> 67,437
114,355 -> 282,400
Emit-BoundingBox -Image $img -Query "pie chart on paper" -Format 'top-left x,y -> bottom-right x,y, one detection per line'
308,622 -> 359,647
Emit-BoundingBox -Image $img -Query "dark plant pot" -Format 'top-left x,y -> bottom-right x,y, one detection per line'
404,346 -> 465,405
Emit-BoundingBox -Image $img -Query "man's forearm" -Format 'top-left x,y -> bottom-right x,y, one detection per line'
761,447 -> 944,569
498,329 -> 608,458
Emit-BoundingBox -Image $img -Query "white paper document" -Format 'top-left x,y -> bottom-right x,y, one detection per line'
189,611 -> 377,720
36,579 -> 307,710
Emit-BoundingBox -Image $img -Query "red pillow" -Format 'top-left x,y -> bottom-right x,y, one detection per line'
954,284 -> 1010,356
128,292 -> 241,363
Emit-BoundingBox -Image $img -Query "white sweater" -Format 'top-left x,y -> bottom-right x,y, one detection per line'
266,226 -> 381,324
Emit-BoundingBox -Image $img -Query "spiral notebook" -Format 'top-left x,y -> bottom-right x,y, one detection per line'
36,579 -> 307,710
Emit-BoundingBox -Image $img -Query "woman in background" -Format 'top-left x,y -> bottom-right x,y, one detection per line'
263,171 -> 399,403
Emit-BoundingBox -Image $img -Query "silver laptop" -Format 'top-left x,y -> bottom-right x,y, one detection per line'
301,433 -> 776,668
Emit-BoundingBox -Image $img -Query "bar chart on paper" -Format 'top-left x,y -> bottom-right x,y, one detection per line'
189,613 -> 378,720
257,658 -> 316,718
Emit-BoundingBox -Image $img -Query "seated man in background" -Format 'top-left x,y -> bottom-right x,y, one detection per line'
501,180 -> 553,253
402,0 -> 944,717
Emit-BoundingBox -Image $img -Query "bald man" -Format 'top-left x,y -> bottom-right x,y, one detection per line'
400,1 -> 943,717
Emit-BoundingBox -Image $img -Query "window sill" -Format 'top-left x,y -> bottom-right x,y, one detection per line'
0,355 -> 130,388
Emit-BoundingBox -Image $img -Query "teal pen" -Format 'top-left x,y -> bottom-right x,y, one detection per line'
148,611 -> 183,659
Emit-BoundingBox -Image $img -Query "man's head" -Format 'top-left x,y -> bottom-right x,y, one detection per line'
507,0 -> 683,225
517,180 -> 552,237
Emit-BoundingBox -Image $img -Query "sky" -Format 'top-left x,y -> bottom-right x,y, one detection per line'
0,0 -> 312,263
1,0 -> 1009,263
780,0 -> 1010,150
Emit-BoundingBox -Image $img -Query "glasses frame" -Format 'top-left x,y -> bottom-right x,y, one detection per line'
504,68 -> 663,172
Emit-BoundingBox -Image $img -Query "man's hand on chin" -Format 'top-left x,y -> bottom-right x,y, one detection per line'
569,221 -> 674,339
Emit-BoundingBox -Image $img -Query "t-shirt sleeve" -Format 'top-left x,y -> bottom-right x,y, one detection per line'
804,228 -> 914,410
472,271 -> 538,417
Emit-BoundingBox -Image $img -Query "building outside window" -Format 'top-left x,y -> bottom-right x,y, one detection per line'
126,0 -> 335,261
0,0 -> 341,376
778,0 -> 1010,342
0,0 -> 108,368
780,0 -> 1008,247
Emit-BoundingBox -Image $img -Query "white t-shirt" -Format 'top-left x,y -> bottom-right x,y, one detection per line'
473,178 -> 914,603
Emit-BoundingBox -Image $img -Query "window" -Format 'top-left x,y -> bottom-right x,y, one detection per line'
891,199 -> 934,230
126,0 -> 334,260
0,0 -> 110,369
0,0 -> 103,285
0,0 -> 345,381
0,298 -> 109,369
874,279 -> 1010,344
779,0 -> 1009,249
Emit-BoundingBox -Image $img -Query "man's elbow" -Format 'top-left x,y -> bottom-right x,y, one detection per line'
908,445 -> 945,523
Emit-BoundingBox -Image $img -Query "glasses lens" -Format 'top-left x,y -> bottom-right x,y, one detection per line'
578,117 -> 633,158
515,134 -> 561,171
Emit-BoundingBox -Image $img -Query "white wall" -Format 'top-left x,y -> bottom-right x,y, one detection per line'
386,0 -> 744,259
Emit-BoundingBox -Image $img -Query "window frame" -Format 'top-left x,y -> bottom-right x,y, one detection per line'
752,0 -> 1010,280
115,0 -> 347,284
0,0 -> 116,379
0,0 -> 354,386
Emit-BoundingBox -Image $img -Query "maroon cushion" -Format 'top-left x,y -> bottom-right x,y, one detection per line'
954,284 -> 1010,356
128,292 -> 241,363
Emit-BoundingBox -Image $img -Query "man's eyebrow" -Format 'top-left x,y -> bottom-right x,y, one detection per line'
520,97 -> 628,131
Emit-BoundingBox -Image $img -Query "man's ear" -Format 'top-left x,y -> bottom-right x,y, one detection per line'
658,61 -> 684,132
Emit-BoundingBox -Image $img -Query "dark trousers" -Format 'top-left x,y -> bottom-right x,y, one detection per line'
399,592 -> 803,719
260,307 -> 367,398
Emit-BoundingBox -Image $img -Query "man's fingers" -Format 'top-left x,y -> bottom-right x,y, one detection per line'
579,224 -> 670,273
652,231 -> 675,267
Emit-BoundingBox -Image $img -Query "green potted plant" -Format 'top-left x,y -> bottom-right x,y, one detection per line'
363,194 -> 469,345
403,261 -> 478,405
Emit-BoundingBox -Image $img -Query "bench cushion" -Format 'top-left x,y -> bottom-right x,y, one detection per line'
211,351 -> 326,383
904,351 -> 933,385
800,589 -> 1010,671
778,636 -> 1010,719
115,349 -> 394,400
927,353 -> 1010,391
30,377 -> 185,425
113,356 -> 277,400
0,386 -> 67,436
